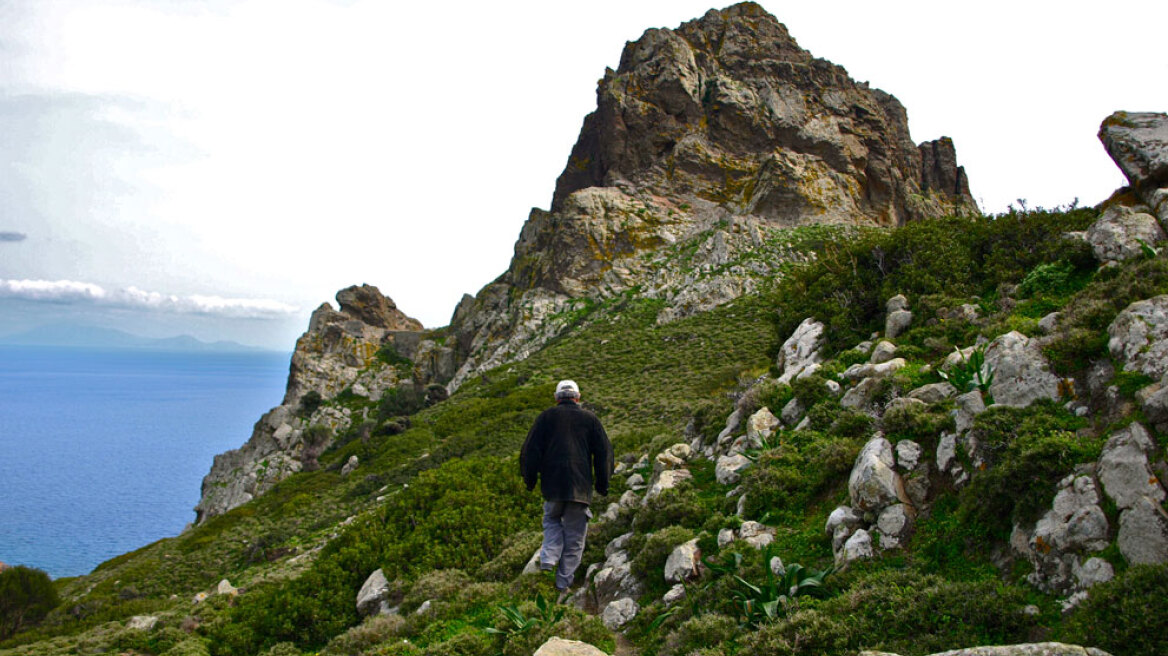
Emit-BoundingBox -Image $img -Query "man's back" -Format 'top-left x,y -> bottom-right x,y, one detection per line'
520,401 -> 612,504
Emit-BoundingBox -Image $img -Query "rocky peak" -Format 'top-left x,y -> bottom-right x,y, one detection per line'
446,3 -> 977,389
335,284 -> 424,331
195,285 -> 453,524
551,2 -> 975,225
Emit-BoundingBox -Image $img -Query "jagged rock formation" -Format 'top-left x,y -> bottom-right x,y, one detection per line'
194,285 -> 453,523
446,2 -> 976,389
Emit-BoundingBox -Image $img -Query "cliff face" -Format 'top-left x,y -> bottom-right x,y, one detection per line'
446,2 -> 975,389
194,285 -> 453,523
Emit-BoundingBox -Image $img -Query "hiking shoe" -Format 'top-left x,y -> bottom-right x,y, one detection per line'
556,588 -> 572,604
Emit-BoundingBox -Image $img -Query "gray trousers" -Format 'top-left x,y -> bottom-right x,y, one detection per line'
540,500 -> 591,590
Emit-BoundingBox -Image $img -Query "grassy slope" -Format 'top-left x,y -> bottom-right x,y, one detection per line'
5,207 -> 1168,656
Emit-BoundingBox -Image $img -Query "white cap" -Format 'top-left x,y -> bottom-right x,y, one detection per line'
555,379 -> 580,398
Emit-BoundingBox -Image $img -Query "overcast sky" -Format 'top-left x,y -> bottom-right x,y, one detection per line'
2,0 -> 1165,349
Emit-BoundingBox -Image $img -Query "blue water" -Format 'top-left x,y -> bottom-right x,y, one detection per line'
0,346 -> 290,578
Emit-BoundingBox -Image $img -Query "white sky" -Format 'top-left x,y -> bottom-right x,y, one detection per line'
1,0 -> 1166,349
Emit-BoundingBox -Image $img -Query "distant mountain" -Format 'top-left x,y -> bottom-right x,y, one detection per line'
0,324 -> 274,353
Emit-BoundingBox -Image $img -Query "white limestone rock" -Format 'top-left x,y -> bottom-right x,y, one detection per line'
739,520 -> 776,549
1087,203 -> 1166,263
776,318 -> 826,384
840,377 -> 885,410
825,506 -> 864,537
745,407 -> 781,444
841,358 -> 907,381
217,579 -> 238,596
356,569 -> 392,617
781,397 -> 805,427
601,597 -> 639,630
984,331 -> 1061,407
1072,557 -> 1115,590
875,503 -> 914,550
907,382 -> 958,403
1108,295 -> 1168,381
716,453 -> 752,486
1033,475 -> 1110,554
838,529 -> 875,566
534,637 -> 609,656
849,437 -> 909,512
895,440 -> 923,472
664,538 -> 701,583
643,469 -> 693,505
1118,496 -> 1168,565
1098,423 -> 1166,510
870,341 -> 898,364
886,310 -> 913,339
663,583 -> 687,606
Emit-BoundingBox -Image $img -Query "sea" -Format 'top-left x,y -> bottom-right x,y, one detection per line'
0,346 -> 291,579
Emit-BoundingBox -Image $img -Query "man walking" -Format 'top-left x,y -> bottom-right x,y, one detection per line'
520,379 -> 613,597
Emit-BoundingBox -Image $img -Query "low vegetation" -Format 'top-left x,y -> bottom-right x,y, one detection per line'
4,205 -> 1167,656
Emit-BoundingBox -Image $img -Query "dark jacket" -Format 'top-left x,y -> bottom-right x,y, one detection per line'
520,400 -> 613,504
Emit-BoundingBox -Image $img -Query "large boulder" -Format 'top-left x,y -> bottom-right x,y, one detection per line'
664,539 -> 701,583
983,331 -> 1061,407
601,597 -> 638,630
1108,295 -> 1168,381
861,644 -> 1112,656
1086,203 -> 1166,263
848,437 -> 910,512
356,569 -> 393,617
716,453 -> 752,485
1099,112 -> 1168,192
534,638 -> 609,656
1097,423 -> 1166,511
776,318 -> 826,384
643,469 -> 693,504
1117,496 -> 1168,565
335,284 -> 424,331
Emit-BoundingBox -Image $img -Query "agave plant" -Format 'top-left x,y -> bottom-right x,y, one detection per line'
938,344 -> 995,394
731,548 -> 834,627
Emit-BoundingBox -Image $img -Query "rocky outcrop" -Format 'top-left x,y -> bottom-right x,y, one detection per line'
1108,295 -> 1168,381
356,569 -> 394,617
533,638 -> 608,656
446,3 -> 976,388
195,285 -> 453,523
1100,111 -> 1168,227
862,644 -> 1111,656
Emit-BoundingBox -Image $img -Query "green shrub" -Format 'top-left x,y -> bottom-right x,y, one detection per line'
0,565 -> 60,640
744,569 -> 1034,656
773,208 -> 1098,353
1044,254 -> 1168,373
1112,370 -> 1155,399
741,432 -> 859,522
376,344 -> 414,369
631,527 -> 696,594
1059,564 -> 1168,655
378,386 -> 426,421
321,615 -> 406,655
476,531 -> 542,582
297,390 -> 323,417
663,613 -> 739,655
958,404 -> 1098,538
633,485 -> 710,533
882,402 -> 953,451
402,570 -> 472,612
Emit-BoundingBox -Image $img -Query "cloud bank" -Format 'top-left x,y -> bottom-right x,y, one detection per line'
0,232 -> 27,242
0,279 -> 298,319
